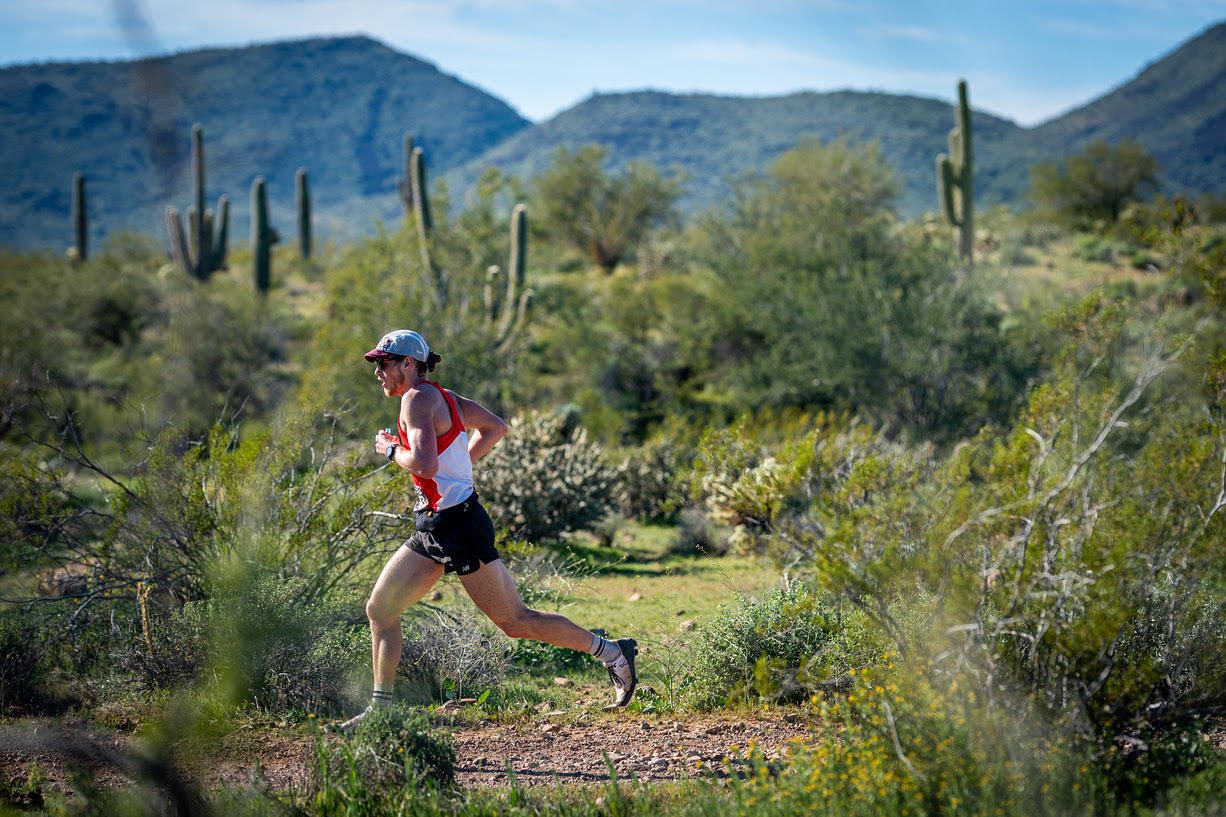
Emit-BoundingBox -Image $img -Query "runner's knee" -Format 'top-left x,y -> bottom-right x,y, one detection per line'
491,608 -> 539,639
366,596 -> 399,630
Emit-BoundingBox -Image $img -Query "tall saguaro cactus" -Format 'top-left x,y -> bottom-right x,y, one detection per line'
397,133 -> 415,218
296,167 -> 311,259
483,203 -> 534,354
251,176 -> 279,293
69,172 -> 87,262
400,137 -> 442,296
165,124 -> 229,279
936,79 -> 974,265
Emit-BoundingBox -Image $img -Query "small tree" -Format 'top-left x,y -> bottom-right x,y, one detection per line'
533,145 -> 681,274
1029,139 -> 1160,228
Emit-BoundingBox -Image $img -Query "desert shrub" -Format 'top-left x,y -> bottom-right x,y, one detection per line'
1073,233 -> 1126,263
611,438 -> 686,523
398,607 -> 508,702
687,582 -> 841,708
314,704 -> 456,807
796,293 -> 1226,803
120,574 -> 365,713
0,607 -> 50,711
669,506 -> 729,557
2,401 -> 407,676
480,407 -> 614,544
997,235 -> 1037,267
729,671 -> 1105,817
687,412 -> 923,563
1029,138 -> 1159,229
684,137 -> 1030,441
1129,248 -> 1160,270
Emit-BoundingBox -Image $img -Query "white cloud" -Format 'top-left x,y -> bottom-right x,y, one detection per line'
875,25 -> 952,43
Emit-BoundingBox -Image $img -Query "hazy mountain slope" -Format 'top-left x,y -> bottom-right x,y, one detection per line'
0,36 -> 530,250
3,23 -> 1224,252
446,89 -> 1027,217
994,22 -> 1226,198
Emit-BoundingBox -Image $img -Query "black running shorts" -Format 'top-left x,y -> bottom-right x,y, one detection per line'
405,492 -> 499,576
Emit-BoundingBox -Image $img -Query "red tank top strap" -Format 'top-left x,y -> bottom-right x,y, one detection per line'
422,381 -> 465,449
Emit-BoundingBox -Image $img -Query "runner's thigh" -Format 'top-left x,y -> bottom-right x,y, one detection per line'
368,545 -> 445,620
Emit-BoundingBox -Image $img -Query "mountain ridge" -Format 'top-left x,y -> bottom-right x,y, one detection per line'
2,25 -> 1223,251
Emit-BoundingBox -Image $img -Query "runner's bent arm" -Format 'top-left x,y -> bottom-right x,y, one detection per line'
397,388 -> 441,478
454,394 -> 506,462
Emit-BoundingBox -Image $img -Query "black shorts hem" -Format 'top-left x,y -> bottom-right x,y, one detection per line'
405,495 -> 499,576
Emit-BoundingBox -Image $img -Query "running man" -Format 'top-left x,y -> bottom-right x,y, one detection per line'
337,329 -> 637,731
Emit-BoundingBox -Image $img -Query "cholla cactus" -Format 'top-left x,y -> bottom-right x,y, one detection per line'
480,409 -> 614,544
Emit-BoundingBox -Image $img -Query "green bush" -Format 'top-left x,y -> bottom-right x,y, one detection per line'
398,607 -> 508,702
612,438 -> 686,522
1073,233 -> 1125,263
121,574 -> 365,713
314,704 -> 456,803
798,294 -> 1226,800
0,607 -> 49,711
1129,248 -> 1160,270
729,671 -> 1105,817
687,582 -> 841,708
684,137 -> 1030,440
480,408 -> 614,544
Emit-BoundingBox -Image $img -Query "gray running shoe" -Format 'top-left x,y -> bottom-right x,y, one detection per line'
329,704 -> 375,734
604,638 -> 638,709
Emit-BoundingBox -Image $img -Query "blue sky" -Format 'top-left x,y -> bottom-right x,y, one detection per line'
3,0 -> 1224,126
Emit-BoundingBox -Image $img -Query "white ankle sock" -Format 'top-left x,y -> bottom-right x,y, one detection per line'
372,683 -> 394,706
589,634 -> 622,665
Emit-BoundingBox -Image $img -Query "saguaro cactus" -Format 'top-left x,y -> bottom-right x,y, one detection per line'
296,167 -> 311,259
165,124 -> 229,279
483,203 -> 533,353
69,172 -> 87,262
936,79 -> 974,265
251,176 -> 279,293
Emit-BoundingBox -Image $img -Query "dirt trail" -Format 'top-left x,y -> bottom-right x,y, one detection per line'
1,712 -> 813,797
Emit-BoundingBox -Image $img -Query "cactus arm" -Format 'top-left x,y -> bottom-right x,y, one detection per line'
494,289 -> 533,355
186,206 -> 202,277
296,167 -> 311,259
214,195 -> 230,271
484,266 -> 501,324
165,206 -> 192,277
938,155 -> 960,226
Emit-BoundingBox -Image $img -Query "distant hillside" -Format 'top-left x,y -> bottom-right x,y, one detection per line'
3,24 -> 1224,252
0,36 -> 530,250
445,89 -> 1026,217
1021,22 -> 1226,197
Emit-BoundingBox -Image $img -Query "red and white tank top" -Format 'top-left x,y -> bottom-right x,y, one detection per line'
396,381 -> 473,512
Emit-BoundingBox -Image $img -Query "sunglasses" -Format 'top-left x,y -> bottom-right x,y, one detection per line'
374,357 -> 403,370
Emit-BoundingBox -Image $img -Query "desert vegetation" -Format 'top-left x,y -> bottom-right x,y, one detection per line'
2,132 -> 1226,817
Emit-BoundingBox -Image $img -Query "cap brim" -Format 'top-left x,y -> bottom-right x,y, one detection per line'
364,349 -> 397,362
